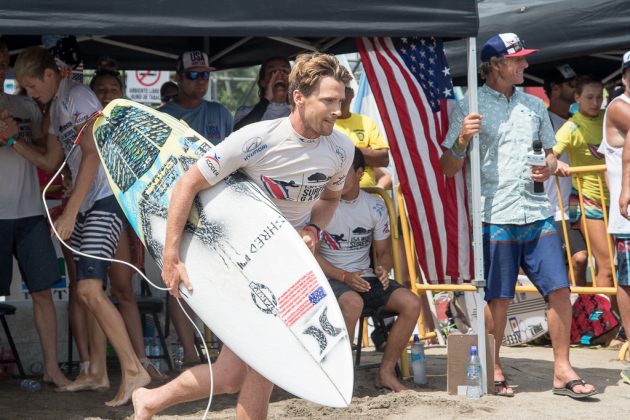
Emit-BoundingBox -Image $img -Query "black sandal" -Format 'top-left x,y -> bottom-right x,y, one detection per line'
552,379 -> 598,399
494,380 -> 515,397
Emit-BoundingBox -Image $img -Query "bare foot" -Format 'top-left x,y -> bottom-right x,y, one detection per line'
105,367 -> 151,407
56,374 -> 110,392
42,368 -> 71,388
132,387 -> 157,420
375,370 -> 408,392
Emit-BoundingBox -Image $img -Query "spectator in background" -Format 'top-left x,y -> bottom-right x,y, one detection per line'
90,70 -> 124,107
90,69 -> 168,380
160,51 -> 233,146
554,76 -> 611,290
14,46 -> 149,406
543,65 -> 588,286
160,50 -> 234,367
160,81 -> 178,106
334,86 -> 390,188
233,57 -> 291,130
601,51 -> 630,379
316,148 -> 421,392
440,33 -> 595,398
0,40 -> 70,389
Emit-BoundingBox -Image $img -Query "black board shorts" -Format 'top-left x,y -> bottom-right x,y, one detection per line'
0,215 -> 60,295
329,276 -> 402,310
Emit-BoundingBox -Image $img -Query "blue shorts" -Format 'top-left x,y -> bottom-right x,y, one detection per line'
71,195 -> 124,282
483,218 -> 570,301
329,276 -> 402,310
614,236 -> 630,287
0,216 -> 60,295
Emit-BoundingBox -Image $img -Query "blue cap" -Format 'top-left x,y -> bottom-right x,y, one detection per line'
480,33 -> 539,63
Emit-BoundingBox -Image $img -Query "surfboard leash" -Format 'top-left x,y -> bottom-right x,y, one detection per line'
41,113 -> 215,419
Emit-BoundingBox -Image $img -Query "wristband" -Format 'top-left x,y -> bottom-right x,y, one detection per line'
452,141 -> 466,155
341,271 -> 349,283
5,135 -> 17,146
450,147 -> 465,159
304,223 -> 323,240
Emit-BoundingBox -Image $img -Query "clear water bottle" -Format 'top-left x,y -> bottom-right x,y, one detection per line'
466,345 -> 482,400
173,345 -> 184,372
410,334 -> 427,384
20,379 -> 42,392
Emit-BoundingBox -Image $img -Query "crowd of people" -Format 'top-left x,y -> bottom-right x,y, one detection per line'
0,30 -> 628,419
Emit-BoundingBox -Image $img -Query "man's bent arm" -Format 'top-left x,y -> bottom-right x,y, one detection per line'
309,187 -> 341,229
373,238 -> 393,274
314,251 -> 345,282
62,124 -> 101,217
13,133 -> 65,173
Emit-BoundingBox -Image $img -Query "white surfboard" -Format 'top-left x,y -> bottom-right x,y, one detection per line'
92,99 -> 353,407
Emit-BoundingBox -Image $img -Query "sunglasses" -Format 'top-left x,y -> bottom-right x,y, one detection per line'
183,71 -> 210,81
504,40 -> 526,55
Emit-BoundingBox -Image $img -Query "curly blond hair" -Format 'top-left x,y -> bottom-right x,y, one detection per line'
288,53 -> 352,109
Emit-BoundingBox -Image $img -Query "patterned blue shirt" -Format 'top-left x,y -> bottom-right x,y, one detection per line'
443,85 -> 556,225
160,100 -> 233,146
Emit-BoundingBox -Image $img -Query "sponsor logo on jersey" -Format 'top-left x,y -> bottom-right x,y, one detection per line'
307,172 -> 330,183
260,175 -> 297,199
334,146 -> 347,165
243,137 -> 268,160
204,152 -> 221,176
322,231 -> 344,250
332,175 -> 346,186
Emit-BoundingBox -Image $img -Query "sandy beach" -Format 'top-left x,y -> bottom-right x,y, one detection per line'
0,343 -> 628,420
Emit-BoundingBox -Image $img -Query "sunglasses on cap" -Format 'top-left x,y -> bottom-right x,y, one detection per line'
183,71 -> 210,81
504,40 -> 526,55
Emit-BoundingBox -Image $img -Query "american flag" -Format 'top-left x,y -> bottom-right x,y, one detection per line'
278,271 -> 327,326
356,37 -> 471,284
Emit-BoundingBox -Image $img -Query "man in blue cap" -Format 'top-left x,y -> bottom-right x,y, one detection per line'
440,33 -> 596,398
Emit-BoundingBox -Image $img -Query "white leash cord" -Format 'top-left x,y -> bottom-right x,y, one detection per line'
42,141 -> 214,419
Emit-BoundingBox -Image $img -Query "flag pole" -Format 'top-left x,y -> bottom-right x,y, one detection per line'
467,37 -> 488,396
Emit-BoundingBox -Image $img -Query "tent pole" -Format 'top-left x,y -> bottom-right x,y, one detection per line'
467,37 -> 488,396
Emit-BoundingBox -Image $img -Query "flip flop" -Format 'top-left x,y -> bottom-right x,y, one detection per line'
621,368 -> 630,385
552,379 -> 598,399
494,380 -> 515,397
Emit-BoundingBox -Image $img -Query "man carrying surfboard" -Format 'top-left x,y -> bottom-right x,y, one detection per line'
316,147 -> 421,392
14,46 -> 150,406
133,52 -> 354,420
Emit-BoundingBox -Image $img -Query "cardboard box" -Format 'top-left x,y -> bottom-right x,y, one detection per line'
447,333 -> 495,395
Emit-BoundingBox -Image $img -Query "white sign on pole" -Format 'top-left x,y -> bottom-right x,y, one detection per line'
126,70 -> 171,104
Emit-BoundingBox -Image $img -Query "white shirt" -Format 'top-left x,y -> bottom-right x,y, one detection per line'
544,110 -> 572,221
318,190 -> 390,278
600,94 -> 630,235
0,93 -> 44,219
196,117 -> 354,227
49,79 -> 112,212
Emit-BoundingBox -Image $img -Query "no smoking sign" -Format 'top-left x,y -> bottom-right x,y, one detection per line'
135,70 -> 162,87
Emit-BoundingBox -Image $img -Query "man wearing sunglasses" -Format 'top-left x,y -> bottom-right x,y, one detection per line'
159,50 -> 234,370
440,33 -> 596,399
160,50 -> 233,146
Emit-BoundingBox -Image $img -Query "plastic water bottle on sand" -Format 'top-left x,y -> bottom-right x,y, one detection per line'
410,334 -> 427,384
466,345 -> 481,400
20,379 -> 41,392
